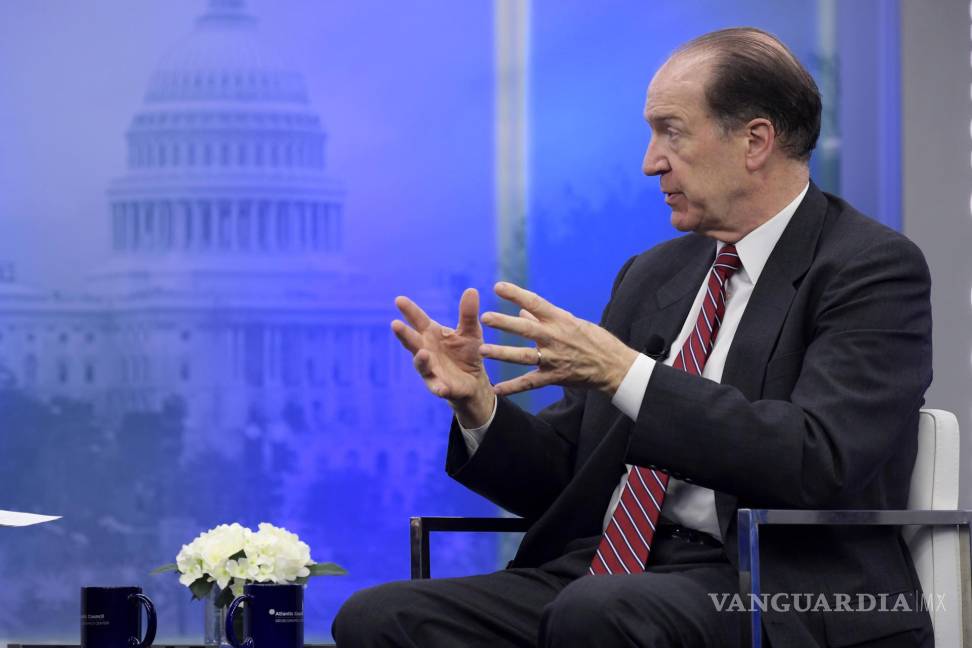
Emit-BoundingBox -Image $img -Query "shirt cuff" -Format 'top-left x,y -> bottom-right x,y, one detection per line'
611,353 -> 655,421
456,394 -> 498,456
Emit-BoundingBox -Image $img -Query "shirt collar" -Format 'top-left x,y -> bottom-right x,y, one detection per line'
717,182 -> 809,284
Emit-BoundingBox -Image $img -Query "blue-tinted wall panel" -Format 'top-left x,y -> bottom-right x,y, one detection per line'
0,0 -> 496,641
836,0 -> 902,229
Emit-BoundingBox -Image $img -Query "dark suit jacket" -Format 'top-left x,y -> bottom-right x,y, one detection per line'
446,183 -> 934,646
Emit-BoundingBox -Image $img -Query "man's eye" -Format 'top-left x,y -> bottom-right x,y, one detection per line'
667,128 -> 680,139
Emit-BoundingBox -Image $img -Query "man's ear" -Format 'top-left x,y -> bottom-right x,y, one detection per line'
744,118 -> 775,171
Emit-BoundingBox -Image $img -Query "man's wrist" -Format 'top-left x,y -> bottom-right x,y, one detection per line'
602,345 -> 640,395
453,389 -> 496,429
611,353 -> 655,421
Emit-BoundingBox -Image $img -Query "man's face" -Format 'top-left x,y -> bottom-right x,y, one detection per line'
642,55 -> 750,237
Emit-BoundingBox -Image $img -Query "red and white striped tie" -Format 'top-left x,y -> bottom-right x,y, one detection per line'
589,244 -> 742,575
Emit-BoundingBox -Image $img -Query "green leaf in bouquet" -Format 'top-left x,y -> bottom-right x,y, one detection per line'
150,563 -> 179,575
215,585 -> 236,609
189,577 -> 214,601
307,562 -> 347,576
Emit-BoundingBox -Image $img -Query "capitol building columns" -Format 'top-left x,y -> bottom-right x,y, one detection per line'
105,198 -> 348,256
108,197 -> 348,256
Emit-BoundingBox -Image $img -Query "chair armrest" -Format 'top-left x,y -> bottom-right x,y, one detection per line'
736,508 -> 972,648
409,516 -> 531,579
740,508 -> 972,527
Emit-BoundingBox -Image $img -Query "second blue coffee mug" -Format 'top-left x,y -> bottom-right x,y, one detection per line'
226,582 -> 304,648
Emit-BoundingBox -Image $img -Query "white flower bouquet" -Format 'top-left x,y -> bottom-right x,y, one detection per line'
152,522 -> 345,608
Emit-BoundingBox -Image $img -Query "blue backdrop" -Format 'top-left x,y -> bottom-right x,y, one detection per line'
0,0 -> 898,642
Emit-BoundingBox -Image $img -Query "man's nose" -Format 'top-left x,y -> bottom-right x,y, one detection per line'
642,140 -> 669,176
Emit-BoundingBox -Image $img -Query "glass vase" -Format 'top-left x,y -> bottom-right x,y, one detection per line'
203,588 -> 231,647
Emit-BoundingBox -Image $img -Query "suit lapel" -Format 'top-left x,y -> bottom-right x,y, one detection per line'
720,183 -> 827,399
628,234 -> 714,354
715,182 -> 830,541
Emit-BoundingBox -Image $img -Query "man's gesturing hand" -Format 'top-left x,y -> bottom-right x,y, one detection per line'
392,288 -> 495,428
479,282 -> 639,397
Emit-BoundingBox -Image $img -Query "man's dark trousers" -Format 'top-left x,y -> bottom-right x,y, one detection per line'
333,532 -> 743,647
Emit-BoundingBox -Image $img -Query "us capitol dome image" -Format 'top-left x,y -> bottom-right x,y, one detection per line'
0,0 -> 447,483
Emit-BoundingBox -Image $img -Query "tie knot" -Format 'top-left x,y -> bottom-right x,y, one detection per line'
713,244 -> 742,279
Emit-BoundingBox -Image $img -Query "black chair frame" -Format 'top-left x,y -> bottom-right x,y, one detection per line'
411,511 -> 972,647
409,516 -> 530,579
737,508 -> 972,648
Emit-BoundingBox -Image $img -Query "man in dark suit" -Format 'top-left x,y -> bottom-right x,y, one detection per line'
334,27 -> 934,647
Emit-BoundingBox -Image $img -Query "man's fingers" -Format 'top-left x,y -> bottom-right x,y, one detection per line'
432,383 -> 452,398
492,371 -> 551,396
395,295 -> 433,332
480,311 -> 540,339
519,309 -> 539,322
413,350 -> 449,397
413,349 -> 436,379
494,282 -> 557,320
391,320 -> 422,354
456,288 -> 481,335
479,343 -> 539,366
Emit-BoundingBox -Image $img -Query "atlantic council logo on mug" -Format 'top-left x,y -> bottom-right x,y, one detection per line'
268,607 -> 305,624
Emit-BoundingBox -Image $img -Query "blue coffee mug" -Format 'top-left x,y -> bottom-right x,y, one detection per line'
81,586 -> 157,648
226,582 -> 304,648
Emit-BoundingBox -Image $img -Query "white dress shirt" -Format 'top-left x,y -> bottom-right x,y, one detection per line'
460,182 -> 809,542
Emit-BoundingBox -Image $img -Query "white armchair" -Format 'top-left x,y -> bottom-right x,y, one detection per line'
738,408 -> 972,647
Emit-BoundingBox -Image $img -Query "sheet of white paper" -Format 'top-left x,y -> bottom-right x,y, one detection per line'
0,509 -> 62,527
